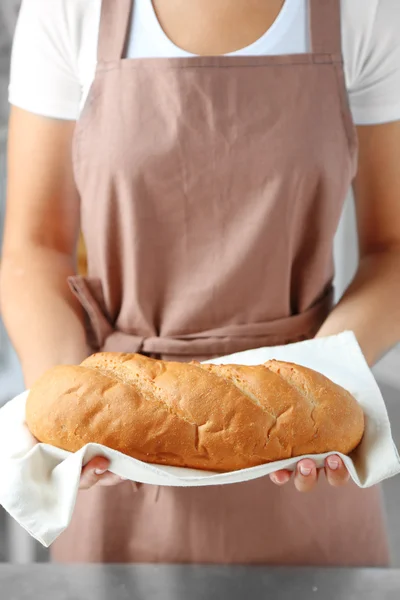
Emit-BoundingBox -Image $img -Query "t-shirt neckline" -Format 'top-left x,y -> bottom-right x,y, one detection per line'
143,0 -> 301,58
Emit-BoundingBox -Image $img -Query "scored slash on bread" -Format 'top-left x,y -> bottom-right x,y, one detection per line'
25,353 -> 365,472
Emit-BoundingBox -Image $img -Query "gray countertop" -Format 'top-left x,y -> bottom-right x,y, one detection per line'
0,565 -> 399,600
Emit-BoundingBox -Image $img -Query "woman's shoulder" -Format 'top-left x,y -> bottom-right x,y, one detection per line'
340,0 -> 400,125
17,0 -> 99,24
340,0 -> 399,63
15,0 -> 101,46
9,0 -> 101,120
340,0 -> 397,46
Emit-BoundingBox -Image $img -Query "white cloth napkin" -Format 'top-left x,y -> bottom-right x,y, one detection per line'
0,331 -> 399,547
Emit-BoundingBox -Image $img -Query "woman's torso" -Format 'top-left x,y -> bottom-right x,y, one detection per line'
48,0 -> 391,565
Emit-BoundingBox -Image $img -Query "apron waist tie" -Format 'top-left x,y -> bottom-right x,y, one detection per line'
68,276 -> 334,360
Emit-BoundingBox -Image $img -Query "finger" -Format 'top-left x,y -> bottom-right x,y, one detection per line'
294,459 -> 318,493
85,457 -> 110,474
325,455 -> 350,488
270,470 -> 292,486
96,472 -> 126,487
79,457 -> 111,490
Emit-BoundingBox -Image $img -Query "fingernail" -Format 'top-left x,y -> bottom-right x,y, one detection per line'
94,468 -> 107,475
120,477 -> 128,481
328,458 -> 339,471
300,466 -> 312,476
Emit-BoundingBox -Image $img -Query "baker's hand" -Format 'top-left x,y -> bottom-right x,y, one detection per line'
269,455 -> 350,492
79,457 -> 127,490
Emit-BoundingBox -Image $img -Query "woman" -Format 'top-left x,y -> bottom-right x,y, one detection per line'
1,0 -> 400,565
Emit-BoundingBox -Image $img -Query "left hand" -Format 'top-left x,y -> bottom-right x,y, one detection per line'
270,455 -> 350,492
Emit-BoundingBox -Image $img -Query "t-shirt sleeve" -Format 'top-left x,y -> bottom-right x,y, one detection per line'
346,0 -> 400,126
8,0 -> 82,120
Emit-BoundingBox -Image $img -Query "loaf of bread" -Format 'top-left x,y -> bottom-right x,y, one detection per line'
25,353 -> 364,472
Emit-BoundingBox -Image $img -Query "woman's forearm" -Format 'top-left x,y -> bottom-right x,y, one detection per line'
316,249 -> 400,366
0,247 -> 88,388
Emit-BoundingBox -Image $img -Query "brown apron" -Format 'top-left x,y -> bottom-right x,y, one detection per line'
52,0 -> 389,565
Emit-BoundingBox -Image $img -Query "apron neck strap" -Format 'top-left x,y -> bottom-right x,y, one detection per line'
98,0 -> 133,62
309,0 -> 342,56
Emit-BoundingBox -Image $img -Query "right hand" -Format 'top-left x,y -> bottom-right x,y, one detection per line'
79,457 -> 127,490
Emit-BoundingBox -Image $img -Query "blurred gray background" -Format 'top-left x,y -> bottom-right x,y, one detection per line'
0,0 -> 399,565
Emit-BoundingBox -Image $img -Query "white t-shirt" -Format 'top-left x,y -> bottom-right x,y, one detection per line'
8,0 -> 400,125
